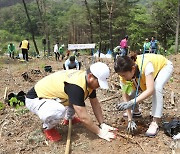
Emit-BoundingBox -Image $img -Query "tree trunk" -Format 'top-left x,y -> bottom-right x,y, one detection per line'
109,12 -> 113,52
175,0 -> 180,53
36,0 -> 47,56
36,0 -> 45,33
22,0 -> 39,55
84,0 -> 93,43
98,0 -> 102,57
106,1 -> 114,53
72,21 -> 75,43
42,0 -> 51,56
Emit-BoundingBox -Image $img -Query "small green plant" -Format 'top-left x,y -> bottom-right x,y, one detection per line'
170,77 -> 174,83
40,63 -> 46,69
15,108 -> 29,116
0,102 -> 5,110
122,81 -> 133,95
9,97 -> 25,109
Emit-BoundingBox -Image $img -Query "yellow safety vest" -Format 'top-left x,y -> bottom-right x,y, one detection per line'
21,40 -> 29,49
35,70 -> 93,106
120,54 -> 168,91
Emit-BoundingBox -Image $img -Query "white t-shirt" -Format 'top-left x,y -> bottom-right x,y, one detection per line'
144,62 -> 154,76
54,44 -> 59,53
141,60 -> 172,76
65,59 -> 79,70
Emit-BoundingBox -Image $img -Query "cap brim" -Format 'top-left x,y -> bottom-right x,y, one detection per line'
98,79 -> 109,89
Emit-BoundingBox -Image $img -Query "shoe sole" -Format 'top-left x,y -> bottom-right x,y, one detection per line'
145,128 -> 159,137
123,113 -> 142,118
133,113 -> 142,118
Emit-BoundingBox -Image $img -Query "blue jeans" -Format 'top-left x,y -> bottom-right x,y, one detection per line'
120,48 -> 128,56
151,48 -> 157,54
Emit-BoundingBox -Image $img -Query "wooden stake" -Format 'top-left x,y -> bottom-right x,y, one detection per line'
171,91 -> 175,105
99,95 -> 118,103
65,119 -> 72,154
4,87 -> 8,100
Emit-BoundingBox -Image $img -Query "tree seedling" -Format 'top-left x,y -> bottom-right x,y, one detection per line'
0,102 -> 5,110
170,77 -> 174,83
9,97 -> 25,109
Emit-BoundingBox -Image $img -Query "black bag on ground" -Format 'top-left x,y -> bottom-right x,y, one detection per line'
17,91 -> 26,103
44,66 -> 52,72
163,119 -> 180,137
7,93 -> 16,105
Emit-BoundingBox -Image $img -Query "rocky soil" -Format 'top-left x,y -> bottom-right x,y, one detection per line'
0,54 -> 179,154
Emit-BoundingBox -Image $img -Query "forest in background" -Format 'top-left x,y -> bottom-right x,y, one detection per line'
0,0 -> 179,56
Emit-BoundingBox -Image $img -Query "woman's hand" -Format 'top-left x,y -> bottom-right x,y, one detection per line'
116,99 -> 135,111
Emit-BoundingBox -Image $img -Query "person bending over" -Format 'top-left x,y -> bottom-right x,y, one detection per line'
63,56 -> 81,70
8,43 -> 15,59
114,53 -> 173,137
26,62 -> 117,142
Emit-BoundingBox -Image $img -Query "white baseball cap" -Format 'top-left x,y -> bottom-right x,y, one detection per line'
90,62 -> 110,89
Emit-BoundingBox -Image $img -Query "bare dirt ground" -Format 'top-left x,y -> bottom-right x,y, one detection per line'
0,54 -> 179,154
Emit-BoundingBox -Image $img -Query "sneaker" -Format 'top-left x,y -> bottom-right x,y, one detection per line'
43,128 -> 62,141
123,109 -> 142,118
145,122 -> 159,137
62,117 -> 81,125
133,111 -> 142,118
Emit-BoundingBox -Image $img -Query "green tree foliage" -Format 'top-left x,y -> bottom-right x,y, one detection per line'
151,0 -> 178,50
91,0 -> 140,51
0,0 -> 33,8
0,3 -> 39,36
0,0 -> 178,54
128,5 -> 152,50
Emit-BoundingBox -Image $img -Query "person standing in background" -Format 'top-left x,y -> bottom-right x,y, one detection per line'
65,50 -> 70,60
120,35 -> 129,56
113,46 -> 121,61
19,39 -> 30,61
150,36 -> 158,54
59,44 -> 65,61
143,38 -> 151,53
8,43 -> 15,59
54,42 -> 60,61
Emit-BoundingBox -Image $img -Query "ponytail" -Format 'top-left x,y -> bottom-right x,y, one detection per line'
128,51 -> 137,62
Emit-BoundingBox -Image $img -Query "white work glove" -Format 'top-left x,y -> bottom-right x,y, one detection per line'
116,99 -> 135,111
97,128 -> 116,141
100,123 -> 118,131
127,120 -> 137,132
